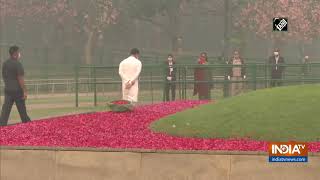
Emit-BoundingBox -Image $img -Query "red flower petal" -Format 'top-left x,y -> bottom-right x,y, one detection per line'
0,100 -> 319,152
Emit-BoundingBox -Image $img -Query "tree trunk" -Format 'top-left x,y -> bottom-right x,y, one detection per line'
0,17 -> 4,63
155,26 -> 162,50
168,6 -> 182,55
84,30 -> 95,65
134,19 -> 139,48
222,0 -> 231,60
298,42 -> 305,63
170,27 -> 183,55
171,36 -> 179,53
238,30 -> 247,57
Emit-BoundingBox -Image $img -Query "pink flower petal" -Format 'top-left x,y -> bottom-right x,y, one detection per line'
0,100 -> 319,152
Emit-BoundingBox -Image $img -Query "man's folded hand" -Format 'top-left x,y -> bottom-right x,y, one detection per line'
125,81 -> 132,89
131,80 -> 135,86
125,80 -> 136,89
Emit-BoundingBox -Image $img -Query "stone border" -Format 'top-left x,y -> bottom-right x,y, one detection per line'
1,146 -> 319,156
1,149 -> 319,180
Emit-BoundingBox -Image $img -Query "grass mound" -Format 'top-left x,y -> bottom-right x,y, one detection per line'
151,85 -> 320,141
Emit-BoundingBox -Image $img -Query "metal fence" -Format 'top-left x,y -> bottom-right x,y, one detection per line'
0,62 -> 317,106
74,63 -> 320,107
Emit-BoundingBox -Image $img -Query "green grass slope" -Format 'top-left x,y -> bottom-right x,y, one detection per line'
151,85 -> 320,141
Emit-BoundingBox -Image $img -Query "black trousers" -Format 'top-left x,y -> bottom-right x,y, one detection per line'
165,81 -> 176,101
271,79 -> 283,87
271,72 -> 283,87
270,76 -> 283,87
0,91 -> 31,126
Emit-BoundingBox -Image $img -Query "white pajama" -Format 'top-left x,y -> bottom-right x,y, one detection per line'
119,56 -> 142,102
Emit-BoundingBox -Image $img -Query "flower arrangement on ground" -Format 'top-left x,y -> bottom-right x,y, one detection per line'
107,100 -> 134,112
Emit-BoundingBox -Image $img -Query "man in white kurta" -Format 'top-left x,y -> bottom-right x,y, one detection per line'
119,48 -> 142,103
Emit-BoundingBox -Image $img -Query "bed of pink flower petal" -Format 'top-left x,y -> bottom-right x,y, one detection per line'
1,100 -> 319,152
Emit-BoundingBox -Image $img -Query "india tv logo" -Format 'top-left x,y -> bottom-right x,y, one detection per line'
269,142 -> 308,162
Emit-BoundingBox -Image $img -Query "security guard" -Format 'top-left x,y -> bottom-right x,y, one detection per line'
0,46 -> 31,126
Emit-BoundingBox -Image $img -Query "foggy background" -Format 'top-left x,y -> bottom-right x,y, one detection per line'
0,0 -> 320,106
1,0 -> 319,66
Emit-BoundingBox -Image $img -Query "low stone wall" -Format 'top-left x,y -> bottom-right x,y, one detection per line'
1,148 -> 319,180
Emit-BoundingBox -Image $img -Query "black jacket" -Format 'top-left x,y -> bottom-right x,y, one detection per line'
268,56 -> 285,78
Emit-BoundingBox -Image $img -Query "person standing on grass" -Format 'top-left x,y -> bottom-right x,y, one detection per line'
119,48 -> 142,103
227,50 -> 246,96
0,46 -> 31,126
164,54 -> 176,101
268,48 -> 285,87
193,52 -> 212,100
302,55 -> 311,78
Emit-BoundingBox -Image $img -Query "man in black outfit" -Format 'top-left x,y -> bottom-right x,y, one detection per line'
268,48 -> 285,87
164,54 -> 176,101
0,46 -> 31,126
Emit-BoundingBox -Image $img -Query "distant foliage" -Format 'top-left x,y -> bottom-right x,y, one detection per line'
237,0 -> 320,43
0,0 -> 119,64
0,0 -> 119,32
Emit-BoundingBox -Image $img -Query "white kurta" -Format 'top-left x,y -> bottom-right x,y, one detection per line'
119,56 -> 142,102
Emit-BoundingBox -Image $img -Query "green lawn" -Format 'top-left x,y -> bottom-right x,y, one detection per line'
7,106 -> 108,125
151,84 -> 320,141
2,90 -> 162,125
0,94 -> 109,125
